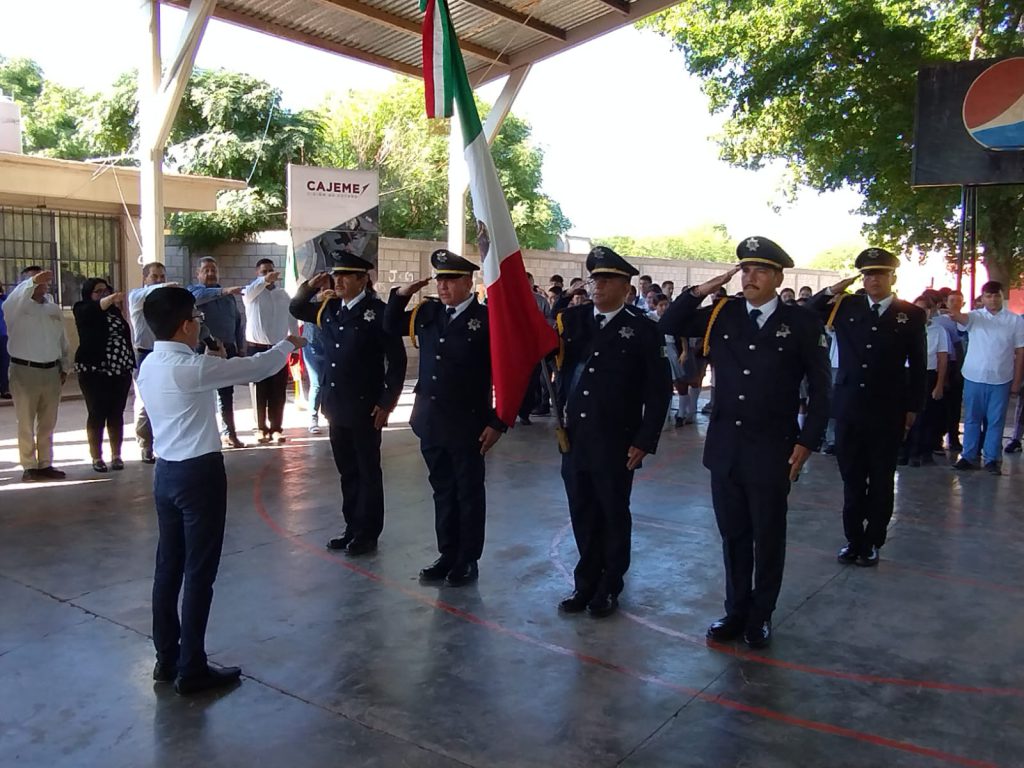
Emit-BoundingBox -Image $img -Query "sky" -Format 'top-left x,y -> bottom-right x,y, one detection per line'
0,0 -> 872,265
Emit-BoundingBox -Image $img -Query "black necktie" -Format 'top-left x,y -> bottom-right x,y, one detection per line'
749,308 -> 762,331
871,303 -> 881,319
595,313 -> 606,329
444,306 -> 456,328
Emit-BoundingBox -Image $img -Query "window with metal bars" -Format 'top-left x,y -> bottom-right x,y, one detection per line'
0,207 -> 120,308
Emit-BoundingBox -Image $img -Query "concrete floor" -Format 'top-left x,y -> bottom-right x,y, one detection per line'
0,389 -> 1021,768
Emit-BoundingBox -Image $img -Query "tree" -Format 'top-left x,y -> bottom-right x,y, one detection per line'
318,79 -> 571,248
596,223 -> 735,262
642,2 -> 1024,286
0,55 -> 97,159
808,241 -> 865,273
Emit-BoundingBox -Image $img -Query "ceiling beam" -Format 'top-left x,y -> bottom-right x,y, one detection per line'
593,0 -> 632,14
312,0 -> 510,65
162,0 -> 423,78
468,0 -> 679,86
456,0 -> 567,41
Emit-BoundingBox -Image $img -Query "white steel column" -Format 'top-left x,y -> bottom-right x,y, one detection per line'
446,64 -> 532,254
138,0 -> 216,264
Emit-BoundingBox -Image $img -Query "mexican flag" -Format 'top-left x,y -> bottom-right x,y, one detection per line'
421,0 -> 558,427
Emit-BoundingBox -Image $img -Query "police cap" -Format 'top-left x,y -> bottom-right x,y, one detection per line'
855,247 -> 899,274
736,236 -> 793,270
586,246 -> 639,278
330,252 -> 374,274
431,248 -> 479,277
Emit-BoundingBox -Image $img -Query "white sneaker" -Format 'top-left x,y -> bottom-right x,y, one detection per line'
309,417 -> 321,435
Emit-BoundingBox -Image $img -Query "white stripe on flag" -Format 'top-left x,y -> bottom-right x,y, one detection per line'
431,4 -> 446,117
464,132 -> 521,287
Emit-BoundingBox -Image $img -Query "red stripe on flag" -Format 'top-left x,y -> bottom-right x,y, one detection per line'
486,251 -> 558,426
421,0 -> 437,118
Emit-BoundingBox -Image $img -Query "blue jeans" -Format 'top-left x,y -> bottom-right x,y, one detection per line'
303,346 -> 325,419
962,379 -> 1011,464
152,452 -> 227,677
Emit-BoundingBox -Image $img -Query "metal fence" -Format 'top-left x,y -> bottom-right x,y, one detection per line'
0,207 -> 121,307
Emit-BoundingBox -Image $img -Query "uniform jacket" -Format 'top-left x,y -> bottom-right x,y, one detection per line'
661,292 -> 831,484
384,290 -> 505,447
805,291 -> 927,421
289,283 -> 407,427
555,304 -> 671,468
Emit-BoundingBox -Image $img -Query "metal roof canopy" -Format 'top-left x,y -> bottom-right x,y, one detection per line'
138,0 -> 680,262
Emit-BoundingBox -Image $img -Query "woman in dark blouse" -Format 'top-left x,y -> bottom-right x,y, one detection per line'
73,278 -> 136,472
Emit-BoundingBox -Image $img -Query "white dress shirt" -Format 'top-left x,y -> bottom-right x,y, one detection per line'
445,294 -> 475,321
959,307 -> 1024,385
1,278 -> 69,369
243,276 -> 298,345
128,283 -> 171,351
925,321 -> 950,371
138,339 -> 292,461
593,304 -> 625,328
866,293 -> 895,315
746,295 -> 779,328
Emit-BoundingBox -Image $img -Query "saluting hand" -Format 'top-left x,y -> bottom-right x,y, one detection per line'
788,444 -> 811,482
371,405 -> 390,431
309,272 -> 331,291
828,275 -> 859,295
626,446 -> 647,471
694,266 -> 740,298
397,278 -> 432,298
478,426 -> 502,455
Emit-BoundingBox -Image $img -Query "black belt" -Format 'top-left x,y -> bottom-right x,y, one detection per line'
11,357 -> 59,369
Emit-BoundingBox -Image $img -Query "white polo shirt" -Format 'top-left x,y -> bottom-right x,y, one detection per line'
925,321 -> 950,372
243,276 -> 298,345
138,339 -> 292,461
959,308 -> 1024,385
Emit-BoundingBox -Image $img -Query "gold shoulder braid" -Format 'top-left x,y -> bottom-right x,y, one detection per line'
701,297 -> 730,357
555,312 -> 566,370
315,297 -> 331,328
408,301 -> 424,349
826,293 -> 847,331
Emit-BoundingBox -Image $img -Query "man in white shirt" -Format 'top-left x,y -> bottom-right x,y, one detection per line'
128,261 -> 174,463
1,266 -> 70,482
243,258 -> 298,444
903,294 -> 950,466
947,281 -> 1024,474
138,286 -> 305,695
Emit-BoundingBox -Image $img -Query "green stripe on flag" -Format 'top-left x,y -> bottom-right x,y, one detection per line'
439,0 -> 483,146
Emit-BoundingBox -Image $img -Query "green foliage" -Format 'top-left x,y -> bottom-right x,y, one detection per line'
808,241 -> 865,272
642,1 -> 1024,285
597,223 -> 735,262
318,79 -> 570,248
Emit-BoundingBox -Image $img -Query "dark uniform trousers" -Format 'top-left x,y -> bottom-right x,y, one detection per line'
660,292 -> 830,626
836,416 -> 903,550
152,452 -> 227,677
555,305 -> 671,601
710,473 -> 789,624
248,342 -> 288,435
383,291 -> 501,565
906,370 -> 942,460
328,417 -> 385,543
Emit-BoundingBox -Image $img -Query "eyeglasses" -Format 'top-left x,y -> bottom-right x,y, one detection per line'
191,311 -> 205,323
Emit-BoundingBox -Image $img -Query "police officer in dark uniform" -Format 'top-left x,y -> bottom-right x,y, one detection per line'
805,247 -> 926,567
555,246 -> 671,618
661,237 -> 831,648
289,254 -> 407,555
383,249 -> 506,587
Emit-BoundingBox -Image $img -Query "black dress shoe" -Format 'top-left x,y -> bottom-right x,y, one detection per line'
518,415 -> 532,425
419,557 -> 453,583
153,661 -> 177,682
837,544 -> 860,564
174,665 -> 242,696
444,561 -> 479,587
953,457 -> 978,470
706,615 -> 746,642
558,591 -> 590,613
325,533 -> 353,551
586,593 -> 618,618
110,457 -> 125,471
744,620 -> 772,649
855,546 -> 880,567
345,539 -> 378,556
985,461 -> 1002,476
35,466 -> 66,480
21,469 -> 37,483
92,459 -> 108,473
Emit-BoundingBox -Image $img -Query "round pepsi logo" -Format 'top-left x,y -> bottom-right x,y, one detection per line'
962,57 -> 1024,151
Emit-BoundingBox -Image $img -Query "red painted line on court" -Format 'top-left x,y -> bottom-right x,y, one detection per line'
251,460 -> 1000,767
550,522 -> 1024,698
